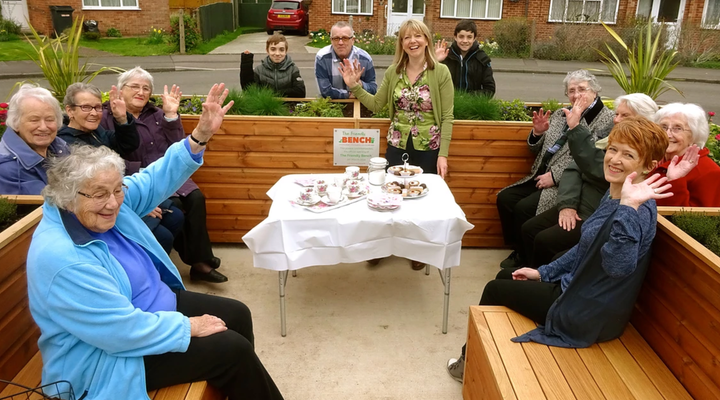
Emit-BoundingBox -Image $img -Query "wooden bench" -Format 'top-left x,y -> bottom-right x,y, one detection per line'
0,207 -> 225,400
462,212 -> 720,399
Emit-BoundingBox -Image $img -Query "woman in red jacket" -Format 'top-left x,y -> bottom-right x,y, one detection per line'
652,103 -> 720,207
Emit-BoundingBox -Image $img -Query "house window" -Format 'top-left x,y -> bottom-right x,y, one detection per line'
548,0 -> 618,23
440,0 -> 502,20
703,0 -> 720,29
332,0 -> 372,15
82,0 -> 139,9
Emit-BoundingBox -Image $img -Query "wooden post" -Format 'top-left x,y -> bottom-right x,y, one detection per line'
179,9 -> 186,54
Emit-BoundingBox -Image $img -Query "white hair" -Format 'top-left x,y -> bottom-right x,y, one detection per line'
654,103 -> 710,148
563,70 -> 601,94
117,66 -> 155,94
63,82 -> 102,107
6,84 -> 63,131
614,93 -> 658,120
42,145 -> 126,210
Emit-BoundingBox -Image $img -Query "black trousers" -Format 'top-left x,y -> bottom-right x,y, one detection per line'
521,206 -> 584,269
170,189 -> 215,266
496,180 -> 541,251
461,269 -> 562,356
385,133 -> 440,174
144,291 -> 284,400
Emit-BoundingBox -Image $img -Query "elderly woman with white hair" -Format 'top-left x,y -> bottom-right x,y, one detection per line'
0,84 -> 70,194
27,84 -> 285,400
497,69 -> 615,270
101,66 -> 227,283
651,102 -> 720,207
520,93 -> 658,268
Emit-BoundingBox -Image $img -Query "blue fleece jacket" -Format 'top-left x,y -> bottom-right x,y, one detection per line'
27,139 -> 202,400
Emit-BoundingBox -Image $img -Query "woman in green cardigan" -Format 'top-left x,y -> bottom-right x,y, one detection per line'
339,19 -> 454,179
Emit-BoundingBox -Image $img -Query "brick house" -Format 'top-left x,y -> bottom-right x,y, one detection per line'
309,0 -> 720,43
9,0 -> 172,36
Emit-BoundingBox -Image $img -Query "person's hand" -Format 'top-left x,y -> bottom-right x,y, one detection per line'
666,144 -> 700,181
532,108 -> 551,136
192,83 -> 233,143
243,50 -> 251,54
162,84 -> 182,120
108,85 -> 127,124
189,314 -> 227,337
348,93 -> 356,99
437,156 -> 448,179
337,58 -> 364,90
434,39 -> 449,62
562,92 -> 591,130
534,171 -> 554,189
512,267 -> 541,281
147,207 -> 163,219
558,208 -> 581,231
620,172 -> 673,210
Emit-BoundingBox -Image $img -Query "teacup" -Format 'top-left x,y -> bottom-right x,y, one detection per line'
299,188 -> 316,202
315,180 -> 328,195
346,166 -> 360,180
327,185 -> 342,203
334,175 -> 346,188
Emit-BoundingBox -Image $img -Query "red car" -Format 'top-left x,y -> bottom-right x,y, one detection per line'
266,0 -> 309,36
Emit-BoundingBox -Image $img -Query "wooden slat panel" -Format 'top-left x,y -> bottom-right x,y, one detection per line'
506,313 -> 576,400
484,312 -> 546,400
0,227 -> 34,284
0,195 -> 44,205
183,117 -> 355,137
598,339 -> 664,400
460,235 -> 506,248
0,267 -> 27,322
461,204 -> 501,219
446,173 -> 527,189
205,200 -> 271,216
208,230 -> 250,243
148,390 -> 157,399
198,184 -> 272,200
0,207 -> 42,250
0,328 -> 40,393
548,347 -> 605,400
0,351 -> 42,397
0,301 -> 33,360
575,344 -> 635,400
620,325 -> 693,400
444,140 -> 534,157
153,383 -> 191,400
206,216 -> 266,231
209,136 -> 335,153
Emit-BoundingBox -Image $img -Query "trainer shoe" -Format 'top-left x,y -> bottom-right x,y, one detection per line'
447,355 -> 465,382
500,250 -> 522,269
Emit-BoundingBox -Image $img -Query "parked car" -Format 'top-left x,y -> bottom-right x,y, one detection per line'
266,0 -> 309,36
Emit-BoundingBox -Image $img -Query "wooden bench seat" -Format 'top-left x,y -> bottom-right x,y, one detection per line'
463,306 -> 692,400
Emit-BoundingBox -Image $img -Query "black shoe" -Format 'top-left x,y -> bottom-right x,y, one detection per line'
500,250 -> 522,269
190,268 -> 229,283
208,257 -> 222,269
367,258 -> 383,266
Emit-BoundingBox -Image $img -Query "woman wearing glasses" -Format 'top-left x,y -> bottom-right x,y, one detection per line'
0,84 -> 70,194
100,67 -> 228,283
27,84 -> 285,400
650,103 -> 720,206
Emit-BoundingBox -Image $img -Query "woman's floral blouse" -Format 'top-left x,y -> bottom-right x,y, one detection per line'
388,65 -> 440,151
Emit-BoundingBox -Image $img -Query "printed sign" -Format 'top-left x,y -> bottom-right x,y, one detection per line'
333,128 -> 381,166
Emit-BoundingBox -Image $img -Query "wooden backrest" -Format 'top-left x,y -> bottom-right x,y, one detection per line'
632,211 -> 720,399
0,207 -> 43,393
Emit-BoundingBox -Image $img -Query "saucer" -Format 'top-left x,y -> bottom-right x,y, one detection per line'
321,194 -> 347,205
295,196 -> 320,206
344,188 -> 367,198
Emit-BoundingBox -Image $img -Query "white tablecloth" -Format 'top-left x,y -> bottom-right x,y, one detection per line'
242,173 -> 474,270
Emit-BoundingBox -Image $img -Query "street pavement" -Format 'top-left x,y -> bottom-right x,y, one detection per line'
1,32 -> 718,112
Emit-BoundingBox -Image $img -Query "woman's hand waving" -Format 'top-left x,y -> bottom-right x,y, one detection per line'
532,108 -> 551,136
108,85 -> 128,124
666,144 -> 700,181
620,172 -> 673,210
189,83 -> 233,152
162,84 -> 182,120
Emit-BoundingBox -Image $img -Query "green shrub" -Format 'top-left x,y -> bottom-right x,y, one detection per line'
499,99 -> 532,122
671,212 -> 720,257
178,95 -> 204,115
454,91 -> 501,121
106,27 -> 122,38
540,99 -> 563,114
235,85 -> 289,116
0,17 -> 22,35
354,31 -> 397,55
372,105 -> 390,118
533,23 -> 605,62
493,18 -> 530,57
706,122 -> 720,166
82,31 -> 101,41
293,97 -> 344,117
169,13 -> 201,51
0,198 -> 17,229
0,29 -> 19,42
146,26 -> 167,45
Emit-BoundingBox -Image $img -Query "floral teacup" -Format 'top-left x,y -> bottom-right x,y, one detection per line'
299,188 -> 316,202
315,180 -> 328,195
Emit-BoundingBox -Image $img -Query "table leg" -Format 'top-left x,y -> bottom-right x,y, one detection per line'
439,268 -> 451,334
279,271 -> 288,337
292,270 -> 297,277
425,264 -> 430,275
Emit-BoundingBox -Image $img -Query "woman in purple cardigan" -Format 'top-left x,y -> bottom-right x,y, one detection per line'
101,66 -> 227,283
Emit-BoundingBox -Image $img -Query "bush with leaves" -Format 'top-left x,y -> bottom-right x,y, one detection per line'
676,21 -> 720,65
499,99 -> 531,122
0,197 -> 18,231
372,105 -> 390,118
454,91 -> 501,121
293,97 -> 344,118
533,23 -> 605,62
706,120 -> 720,167
82,31 -> 101,41
169,13 -> 201,51
235,86 -> 289,116
540,99 -> 563,114
671,212 -> 720,257
146,26 -> 166,45
106,27 -> 122,38
0,17 -> 22,36
493,18 -> 530,58
354,31 -> 396,55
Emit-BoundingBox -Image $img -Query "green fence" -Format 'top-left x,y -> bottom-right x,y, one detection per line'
198,2 -> 234,41
238,0 -> 272,29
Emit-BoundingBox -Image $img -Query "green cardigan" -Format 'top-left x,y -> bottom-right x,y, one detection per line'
350,62 -> 454,157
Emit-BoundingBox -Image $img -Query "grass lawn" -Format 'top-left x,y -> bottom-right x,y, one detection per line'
0,27 -> 265,61
693,60 -> 720,69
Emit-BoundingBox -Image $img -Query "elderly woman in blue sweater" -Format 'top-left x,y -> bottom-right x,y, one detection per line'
446,117 -> 671,382
27,84 -> 284,400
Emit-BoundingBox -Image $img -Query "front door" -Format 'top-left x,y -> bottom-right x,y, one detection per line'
1,0 -> 30,31
387,0 -> 424,36
636,0 -> 687,47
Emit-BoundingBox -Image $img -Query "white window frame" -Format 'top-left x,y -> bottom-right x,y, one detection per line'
331,0 -> 373,16
702,0 -> 720,29
548,0 -> 619,24
439,0 -> 503,20
82,0 -> 140,11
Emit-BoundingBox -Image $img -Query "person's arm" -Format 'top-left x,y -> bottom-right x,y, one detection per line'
600,203 -> 656,278
360,59 -> 378,95
566,124 -> 607,185
537,244 -> 579,283
107,113 -> 140,156
556,161 -> 583,211
284,64 -> 306,98
240,51 -> 255,90
437,65 -> 454,158
350,66 -> 391,113
477,53 -> 496,97
315,57 -> 348,99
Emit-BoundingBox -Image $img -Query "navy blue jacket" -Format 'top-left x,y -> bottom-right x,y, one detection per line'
58,112 -> 139,158
0,127 -> 70,194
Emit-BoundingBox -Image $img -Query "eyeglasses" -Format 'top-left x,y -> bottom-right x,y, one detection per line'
331,36 -> 354,42
565,87 -> 591,96
661,125 -> 689,135
71,104 -> 103,113
77,184 -> 128,206
124,84 -> 152,94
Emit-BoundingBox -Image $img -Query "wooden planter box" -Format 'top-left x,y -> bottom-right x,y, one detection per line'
181,109 -> 534,246
0,196 -> 43,391
632,207 -> 720,398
